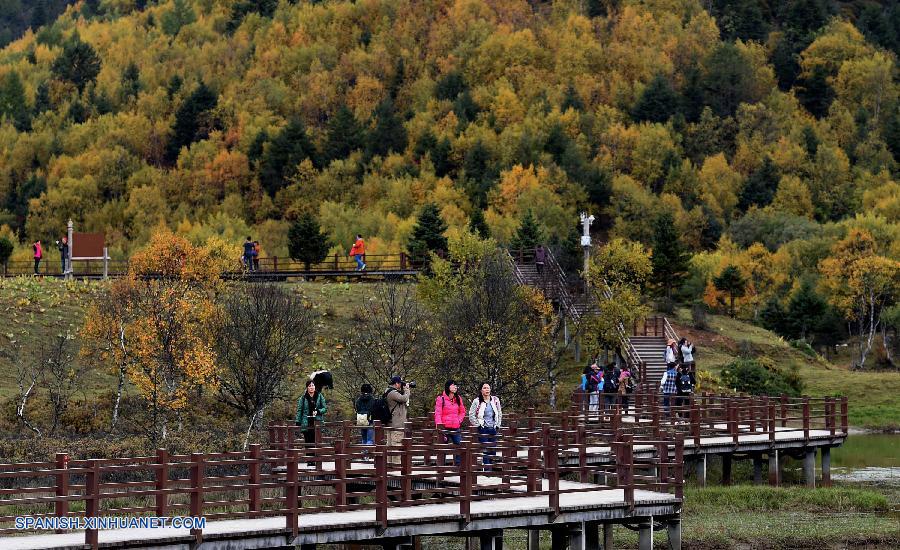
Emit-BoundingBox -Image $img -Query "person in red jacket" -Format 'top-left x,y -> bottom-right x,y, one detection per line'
349,234 -> 366,271
434,380 -> 466,465
32,240 -> 43,275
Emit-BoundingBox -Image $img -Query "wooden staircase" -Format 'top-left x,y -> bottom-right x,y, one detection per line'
505,248 -> 680,388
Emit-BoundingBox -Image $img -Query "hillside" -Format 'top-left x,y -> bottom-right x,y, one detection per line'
0,1 -> 897,377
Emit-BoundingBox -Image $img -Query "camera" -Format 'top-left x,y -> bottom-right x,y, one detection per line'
406,381 -> 417,388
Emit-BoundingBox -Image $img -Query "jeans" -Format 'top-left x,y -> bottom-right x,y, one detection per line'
354,254 -> 365,269
603,393 -> 617,410
60,257 -> 66,273
663,395 -> 675,415
442,429 -> 462,465
303,426 -> 316,466
478,426 -> 497,466
34,258 -> 40,274
244,255 -> 254,271
621,394 -> 630,414
361,427 -> 374,445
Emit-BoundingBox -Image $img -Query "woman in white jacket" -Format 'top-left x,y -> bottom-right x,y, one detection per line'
468,382 -> 502,467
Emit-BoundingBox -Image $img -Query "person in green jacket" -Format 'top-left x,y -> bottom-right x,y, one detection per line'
296,380 -> 327,465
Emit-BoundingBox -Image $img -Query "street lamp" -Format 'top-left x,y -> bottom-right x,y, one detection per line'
580,212 -> 594,276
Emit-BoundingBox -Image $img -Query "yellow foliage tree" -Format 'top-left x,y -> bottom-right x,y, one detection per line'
819,229 -> 900,368
81,230 -> 222,444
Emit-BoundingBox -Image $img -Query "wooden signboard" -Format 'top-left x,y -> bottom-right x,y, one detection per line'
71,233 -> 105,259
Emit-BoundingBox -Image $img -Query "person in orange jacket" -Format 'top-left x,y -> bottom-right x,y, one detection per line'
349,234 -> 366,271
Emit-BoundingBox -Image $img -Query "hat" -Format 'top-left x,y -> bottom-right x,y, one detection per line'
390,376 -> 403,385
667,339 -> 676,345
590,362 -> 600,369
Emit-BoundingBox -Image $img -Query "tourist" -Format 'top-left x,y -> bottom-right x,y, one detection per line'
434,380 -> 466,465
534,244 -> 546,276
252,240 -> 261,271
675,363 -> 696,417
586,362 -> 602,413
32,240 -> 42,274
56,236 -> 68,274
601,362 -> 621,410
242,236 -> 255,272
664,338 -> 679,369
354,383 -> 376,446
385,376 -> 410,464
295,380 -> 327,466
468,382 -> 502,468
349,234 -> 366,271
618,365 -> 635,415
659,362 -> 678,416
679,337 -> 695,373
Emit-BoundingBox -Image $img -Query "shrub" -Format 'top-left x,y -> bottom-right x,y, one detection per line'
720,358 -> 803,397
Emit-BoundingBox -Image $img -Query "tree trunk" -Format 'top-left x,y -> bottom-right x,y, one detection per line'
729,295 -> 735,318
111,365 -> 126,431
243,409 -> 261,451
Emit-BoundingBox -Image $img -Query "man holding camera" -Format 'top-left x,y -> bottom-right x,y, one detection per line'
385,376 -> 412,464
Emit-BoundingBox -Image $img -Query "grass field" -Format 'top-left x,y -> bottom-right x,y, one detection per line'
1,278 -> 898,429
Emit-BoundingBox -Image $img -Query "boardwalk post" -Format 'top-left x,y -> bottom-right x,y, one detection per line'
675,434 -> 684,500
460,444 -> 472,522
335,440 -> 347,506
54,453 -> 69,533
840,397 -> 848,434
768,449 -> 779,486
401,437 -> 412,501
695,454 -> 707,487
285,450 -> 299,536
822,447 -> 832,487
376,447 -> 388,529
84,459 -> 100,549
803,448 -> 816,488
666,517 -> 682,550
549,438 -> 560,518
802,398 -> 810,442
638,518 -> 653,550
155,449 -> 169,516
603,524 -> 613,550
624,433 -> 634,510
780,395 -> 788,428
249,444 -> 261,515
190,452 -> 204,544
721,454 -> 732,486
753,454 -> 763,485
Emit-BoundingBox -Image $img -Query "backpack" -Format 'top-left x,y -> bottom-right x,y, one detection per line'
370,389 -> 396,425
603,368 -> 620,393
679,372 -> 694,394
624,373 -> 636,391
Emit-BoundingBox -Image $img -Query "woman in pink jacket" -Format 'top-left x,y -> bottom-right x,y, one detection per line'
434,380 -> 466,465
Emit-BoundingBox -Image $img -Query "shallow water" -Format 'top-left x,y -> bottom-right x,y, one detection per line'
830,433 -> 900,484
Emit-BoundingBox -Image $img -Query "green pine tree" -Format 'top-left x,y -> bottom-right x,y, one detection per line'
631,73 -> 681,123
650,211 -> 690,298
713,265 -> 747,318
323,106 -> 364,163
0,71 -> 30,131
288,213 -> 330,270
468,208 -> 490,239
510,210 -> 544,253
161,0 -> 196,36
407,203 -> 448,268
463,140 -> 495,207
432,137 -> 454,178
787,278 -> 828,341
165,82 -> 218,164
738,157 -> 780,211
561,83 -> 584,111
51,34 -> 102,92
120,62 -> 141,102
366,98 -> 407,159
259,118 -> 318,195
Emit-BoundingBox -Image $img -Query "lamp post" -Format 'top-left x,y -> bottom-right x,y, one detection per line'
580,212 -> 594,279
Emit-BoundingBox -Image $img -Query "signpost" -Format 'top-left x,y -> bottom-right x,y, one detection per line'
68,220 -> 109,279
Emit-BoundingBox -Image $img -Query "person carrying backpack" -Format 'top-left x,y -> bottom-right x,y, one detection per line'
295,380 -> 327,466
675,364 -> 696,418
354,384 -> 376,445
659,362 -> 678,417
468,382 -> 502,468
601,363 -> 621,410
374,376 -> 410,464
434,380 -> 466,465
618,366 -> 636,415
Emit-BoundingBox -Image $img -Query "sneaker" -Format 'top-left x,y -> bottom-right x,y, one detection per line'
361,263 -> 366,271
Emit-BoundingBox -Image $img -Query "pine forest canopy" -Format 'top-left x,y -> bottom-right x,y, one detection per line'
0,1 -> 897,350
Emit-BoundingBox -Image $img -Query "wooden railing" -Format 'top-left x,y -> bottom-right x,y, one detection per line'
0,419 -> 682,548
